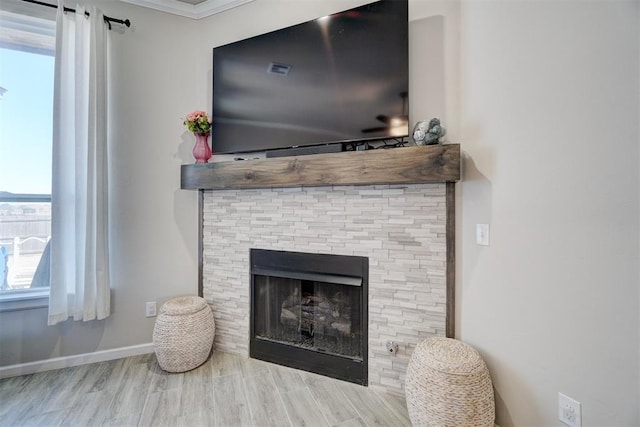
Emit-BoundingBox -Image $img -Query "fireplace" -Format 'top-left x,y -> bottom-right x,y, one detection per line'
250,249 -> 368,385
200,183 -> 451,395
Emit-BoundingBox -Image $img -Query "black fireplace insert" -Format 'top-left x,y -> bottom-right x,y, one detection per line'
250,249 -> 368,385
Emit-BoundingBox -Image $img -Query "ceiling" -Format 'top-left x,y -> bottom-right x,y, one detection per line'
120,0 -> 255,19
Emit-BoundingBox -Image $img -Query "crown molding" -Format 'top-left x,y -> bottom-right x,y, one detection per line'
120,0 -> 255,19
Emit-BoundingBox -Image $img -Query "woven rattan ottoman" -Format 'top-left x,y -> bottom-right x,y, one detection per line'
153,296 -> 215,373
405,337 -> 495,427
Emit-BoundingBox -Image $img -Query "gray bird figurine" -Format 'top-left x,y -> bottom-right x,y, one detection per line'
412,118 -> 446,145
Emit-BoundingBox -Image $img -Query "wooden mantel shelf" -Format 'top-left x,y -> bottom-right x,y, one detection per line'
181,144 -> 460,191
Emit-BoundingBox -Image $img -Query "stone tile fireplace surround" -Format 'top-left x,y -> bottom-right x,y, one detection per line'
202,183 -> 448,395
182,145 -> 460,395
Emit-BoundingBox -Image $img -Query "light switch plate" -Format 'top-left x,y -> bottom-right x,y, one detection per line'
476,224 -> 490,246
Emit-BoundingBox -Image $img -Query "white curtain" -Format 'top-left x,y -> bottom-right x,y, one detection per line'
49,2 -> 110,325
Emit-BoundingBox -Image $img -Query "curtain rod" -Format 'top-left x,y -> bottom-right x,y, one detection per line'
21,0 -> 131,30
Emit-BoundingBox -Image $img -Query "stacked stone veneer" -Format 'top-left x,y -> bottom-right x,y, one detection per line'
202,183 -> 447,395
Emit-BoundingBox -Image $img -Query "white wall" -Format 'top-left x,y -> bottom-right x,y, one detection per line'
1,1 -> 637,425
458,1 -> 639,426
0,0 -> 202,365
198,1 -> 638,425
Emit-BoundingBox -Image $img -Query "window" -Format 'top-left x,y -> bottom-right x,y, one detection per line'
0,7 -> 55,310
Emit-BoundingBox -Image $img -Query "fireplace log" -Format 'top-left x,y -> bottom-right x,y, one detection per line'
280,291 -> 352,338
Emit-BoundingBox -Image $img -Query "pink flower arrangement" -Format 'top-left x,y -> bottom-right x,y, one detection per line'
183,110 -> 212,134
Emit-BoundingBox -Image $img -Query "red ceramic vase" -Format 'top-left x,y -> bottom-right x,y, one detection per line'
192,132 -> 212,164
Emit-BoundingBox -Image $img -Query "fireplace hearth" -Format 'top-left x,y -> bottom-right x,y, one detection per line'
250,249 -> 368,385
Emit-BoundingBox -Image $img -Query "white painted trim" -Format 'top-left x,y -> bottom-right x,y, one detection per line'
0,289 -> 49,312
0,343 -> 154,379
120,0 -> 201,18
119,0 -> 255,19
192,0 -> 255,19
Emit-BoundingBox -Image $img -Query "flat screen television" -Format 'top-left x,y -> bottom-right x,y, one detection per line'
211,0 -> 408,155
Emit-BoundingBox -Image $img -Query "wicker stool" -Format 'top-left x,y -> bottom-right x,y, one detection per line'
405,337 -> 495,427
153,296 -> 215,373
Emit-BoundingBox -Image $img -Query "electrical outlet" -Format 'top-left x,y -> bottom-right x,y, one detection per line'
145,301 -> 156,318
558,392 -> 581,427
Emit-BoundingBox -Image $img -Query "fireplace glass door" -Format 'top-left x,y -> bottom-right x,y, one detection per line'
250,249 -> 368,385
254,275 -> 362,360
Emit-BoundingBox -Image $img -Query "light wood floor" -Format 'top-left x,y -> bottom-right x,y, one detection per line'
0,352 -> 411,426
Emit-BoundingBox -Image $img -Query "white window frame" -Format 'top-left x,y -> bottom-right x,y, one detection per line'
0,7 -> 55,312
0,289 -> 49,312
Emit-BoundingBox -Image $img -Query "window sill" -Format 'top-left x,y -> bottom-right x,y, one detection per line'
0,289 -> 49,312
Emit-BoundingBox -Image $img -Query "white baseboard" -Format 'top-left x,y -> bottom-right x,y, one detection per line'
0,343 -> 155,379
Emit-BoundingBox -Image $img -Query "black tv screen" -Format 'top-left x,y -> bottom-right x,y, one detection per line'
211,0 -> 408,155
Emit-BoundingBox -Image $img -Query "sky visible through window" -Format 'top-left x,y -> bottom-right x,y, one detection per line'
0,47 -> 54,195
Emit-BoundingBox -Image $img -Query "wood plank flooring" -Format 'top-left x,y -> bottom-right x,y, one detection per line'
0,352 -> 411,426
